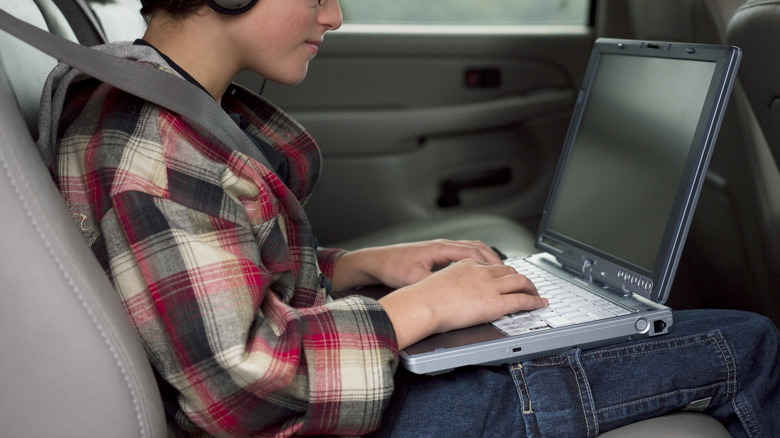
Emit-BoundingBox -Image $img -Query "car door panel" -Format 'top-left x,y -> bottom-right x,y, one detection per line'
288,91 -> 573,156
236,28 -> 593,244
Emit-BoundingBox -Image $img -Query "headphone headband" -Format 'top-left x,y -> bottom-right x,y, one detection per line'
204,0 -> 259,15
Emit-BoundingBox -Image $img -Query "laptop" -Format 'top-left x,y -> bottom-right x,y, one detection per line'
400,38 -> 742,375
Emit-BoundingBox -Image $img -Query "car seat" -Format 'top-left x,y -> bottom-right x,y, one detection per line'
0,0 -> 732,436
597,0 -> 780,327
0,1 -> 166,436
729,0 -> 780,170
728,2 -> 780,326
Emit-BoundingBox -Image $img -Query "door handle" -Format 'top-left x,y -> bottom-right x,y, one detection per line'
437,167 -> 512,207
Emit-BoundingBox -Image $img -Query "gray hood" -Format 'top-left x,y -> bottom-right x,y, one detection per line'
36,42 -> 175,166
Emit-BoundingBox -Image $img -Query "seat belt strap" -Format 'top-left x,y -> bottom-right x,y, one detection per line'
50,0 -> 107,45
0,7 -> 275,172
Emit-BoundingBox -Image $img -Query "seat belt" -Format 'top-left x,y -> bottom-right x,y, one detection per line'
0,7 -> 275,172
51,0 -> 108,46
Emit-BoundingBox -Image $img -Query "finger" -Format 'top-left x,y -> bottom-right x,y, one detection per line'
452,240 -> 504,264
433,241 -> 503,265
494,271 -> 541,297
476,245 -> 504,264
503,291 -> 549,313
405,263 -> 437,285
421,244 -> 487,267
485,262 -> 521,277
494,275 -> 546,307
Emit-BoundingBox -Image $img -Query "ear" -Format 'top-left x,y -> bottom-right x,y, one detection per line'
203,0 -> 259,15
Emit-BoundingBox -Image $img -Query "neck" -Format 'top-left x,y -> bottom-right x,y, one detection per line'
142,10 -> 240,102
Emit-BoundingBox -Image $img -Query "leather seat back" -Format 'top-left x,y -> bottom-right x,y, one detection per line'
724,0 -> 780,326
729,0 -> 780,169
0,1 -> 166,436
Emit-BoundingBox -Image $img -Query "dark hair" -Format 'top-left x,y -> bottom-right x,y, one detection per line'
140,0 -> 206,19
140,0 -> 329,19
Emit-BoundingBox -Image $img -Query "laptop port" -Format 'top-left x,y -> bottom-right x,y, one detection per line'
653,319 -> 668,334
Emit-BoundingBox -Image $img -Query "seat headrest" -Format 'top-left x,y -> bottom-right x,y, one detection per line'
82,0 -> 147,42
0,0 -> 62,139
625,0 -> 744,44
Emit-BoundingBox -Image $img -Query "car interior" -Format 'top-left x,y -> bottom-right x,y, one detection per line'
0,0 -> 776,436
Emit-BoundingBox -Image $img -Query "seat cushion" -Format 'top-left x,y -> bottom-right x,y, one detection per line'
599,412 -> 731,437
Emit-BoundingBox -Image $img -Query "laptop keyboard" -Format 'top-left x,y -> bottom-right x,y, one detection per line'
491,258 -> 633,336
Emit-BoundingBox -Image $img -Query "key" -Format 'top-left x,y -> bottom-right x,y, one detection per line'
545,316 -> 573,328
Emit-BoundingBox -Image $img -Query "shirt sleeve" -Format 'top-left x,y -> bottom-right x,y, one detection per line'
317,247 -> 345,280
105,193 -> 397,436
62,95 -> 399,437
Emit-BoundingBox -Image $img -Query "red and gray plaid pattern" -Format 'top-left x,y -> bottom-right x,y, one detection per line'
50,60 -> 398,437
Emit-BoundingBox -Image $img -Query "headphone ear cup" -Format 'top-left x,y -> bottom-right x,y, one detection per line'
204,0 -> 259,15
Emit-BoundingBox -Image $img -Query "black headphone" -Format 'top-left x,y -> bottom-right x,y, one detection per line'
204,0 -> 259,15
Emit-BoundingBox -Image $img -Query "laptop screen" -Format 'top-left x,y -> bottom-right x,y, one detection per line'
547,54 -> 715,270
537,40 -> 740,302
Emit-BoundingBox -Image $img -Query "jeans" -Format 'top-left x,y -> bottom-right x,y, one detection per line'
371,310 -> 779,437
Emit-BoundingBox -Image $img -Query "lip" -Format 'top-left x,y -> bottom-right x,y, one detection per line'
305,40 -> 322,54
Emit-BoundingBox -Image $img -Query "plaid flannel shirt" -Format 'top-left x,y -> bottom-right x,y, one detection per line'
48,54 -> 398,437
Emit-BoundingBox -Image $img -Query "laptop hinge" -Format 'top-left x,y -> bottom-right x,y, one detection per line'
580,257 -> 634,297
582,258 -> 594,283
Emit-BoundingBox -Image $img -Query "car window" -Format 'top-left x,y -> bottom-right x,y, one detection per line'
339,0 -> 591,25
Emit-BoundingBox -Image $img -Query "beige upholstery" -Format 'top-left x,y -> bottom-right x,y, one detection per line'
0,2 -> 167,436
625,0 -> 741,43
0,68 -> 168,438
595,0 -> 741,42
724,1 -> 780,327
729,0 -> 780,169
86,0 -> 147,42
334,213 -> 538,258
600,413 -> 732,437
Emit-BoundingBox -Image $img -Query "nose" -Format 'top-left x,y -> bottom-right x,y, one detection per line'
319,0 -> 343,30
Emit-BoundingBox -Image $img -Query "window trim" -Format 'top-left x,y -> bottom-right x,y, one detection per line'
338,0 -> 595,28
338,23 -> 592,36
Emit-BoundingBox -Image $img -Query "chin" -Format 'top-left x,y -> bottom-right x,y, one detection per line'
269,65 -> 310,87
285,77 -> 307,86
282,74 -> 309,87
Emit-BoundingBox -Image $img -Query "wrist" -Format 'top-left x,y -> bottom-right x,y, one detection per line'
331,249 -> 381,291
377,284 -> 438,350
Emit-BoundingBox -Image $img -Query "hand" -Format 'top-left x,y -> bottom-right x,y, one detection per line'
331,239 -> 505,291
378,258 -> 547,349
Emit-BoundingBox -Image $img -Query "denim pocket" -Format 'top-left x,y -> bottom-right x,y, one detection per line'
510,330 -> 736,437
